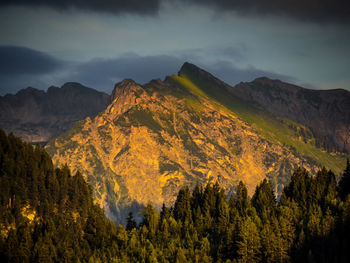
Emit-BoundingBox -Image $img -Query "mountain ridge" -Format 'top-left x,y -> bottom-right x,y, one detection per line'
0,82 -> 111,143
231,75 -> 350,153
45,62 -> 348,223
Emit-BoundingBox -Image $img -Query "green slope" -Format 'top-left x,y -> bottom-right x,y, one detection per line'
171,71 -> 348,174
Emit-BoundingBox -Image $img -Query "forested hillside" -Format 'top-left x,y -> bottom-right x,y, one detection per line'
0,130 -> 118,262
1,130 -> 350,262
117,163 -> 350,263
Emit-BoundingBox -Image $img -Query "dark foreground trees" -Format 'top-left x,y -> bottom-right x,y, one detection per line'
0,130 -> 118,262
0,130 -> 349,262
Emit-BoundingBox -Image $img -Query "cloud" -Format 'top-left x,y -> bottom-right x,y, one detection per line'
2,0 -> 349,22
0,46 -> 66,95
181,0 -> 350,23
68,53 -> 296,92
0,47 -> 298,95
174,46 -> 247,63
0,0 -> 160,15
200,60 -> 297,85
0,46 -> 63,75
68,54 -> 184,92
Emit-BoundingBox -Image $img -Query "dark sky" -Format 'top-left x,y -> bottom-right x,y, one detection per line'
0,0 -> 349,95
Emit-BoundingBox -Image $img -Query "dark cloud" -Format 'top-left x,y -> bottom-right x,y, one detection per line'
1,0 -> 348,22
69,54 -> 184,93
0,46 -> 65,95
0,46 -> 63,76
183,0 -> 350,23
0,0 -> 159,15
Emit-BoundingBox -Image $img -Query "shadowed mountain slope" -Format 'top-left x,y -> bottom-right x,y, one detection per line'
0,82 -> 110,143
232,76 -> 350,153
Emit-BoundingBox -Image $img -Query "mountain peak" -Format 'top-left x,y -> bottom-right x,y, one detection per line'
15,87 -> 44,97
251,77 -> 304,93
252,76 -> 288,86
178,62 -> 207,78
111,79 -> 142,102
178,62 -> 230,91
61,82 -> 85,89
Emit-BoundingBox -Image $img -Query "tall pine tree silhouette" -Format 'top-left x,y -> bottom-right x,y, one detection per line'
339,159 -> 350,200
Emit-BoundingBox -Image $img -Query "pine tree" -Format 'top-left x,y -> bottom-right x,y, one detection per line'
174,187 -> 192,223
252,179 -> 276,222
141,203 -> 159,237
235,181 -> 250,218
126,211 -> 137,231
236,218 -> 261,263
283,168 -> 310,212
339,159 -> 350,200
175,248 -> 188,263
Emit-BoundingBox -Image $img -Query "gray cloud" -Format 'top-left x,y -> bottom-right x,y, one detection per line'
0,0 -> 159,15
0,47 -> 298,95
182,0 -> 350,23
69,54 -> 184,92
201,60 -> 297,85
0,46 -> 63,75
174,46 -> 247,63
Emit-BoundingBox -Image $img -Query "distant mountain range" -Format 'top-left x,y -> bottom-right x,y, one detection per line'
0,82 -> 110,143
25,62 -> 346,223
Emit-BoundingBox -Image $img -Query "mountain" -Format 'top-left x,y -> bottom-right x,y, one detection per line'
0,82 -> 110,144
232,77 -> 350,153
45,63 -> 348,223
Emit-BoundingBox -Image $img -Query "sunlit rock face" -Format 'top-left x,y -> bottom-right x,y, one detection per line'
46,63 -> 334,223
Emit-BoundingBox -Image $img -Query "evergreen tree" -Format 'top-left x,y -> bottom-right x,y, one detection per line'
339,159 -> 350,200
126,211 -> 137,231
174,187 -> 192,223
235,181 -> 250,218
252,179 -> 276,222
236,218 -> 261,263
283,168 -> 310,211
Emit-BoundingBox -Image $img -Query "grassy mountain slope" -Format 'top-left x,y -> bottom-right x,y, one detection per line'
176,63 -> 348,173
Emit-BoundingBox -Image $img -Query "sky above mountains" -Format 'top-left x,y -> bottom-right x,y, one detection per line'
0,0 -> 349,95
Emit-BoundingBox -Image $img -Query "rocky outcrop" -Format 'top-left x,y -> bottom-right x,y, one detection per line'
0,82 -> 110,143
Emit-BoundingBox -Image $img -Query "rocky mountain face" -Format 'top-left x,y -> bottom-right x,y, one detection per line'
231,77 -> 350,153
46,63 -> 348,223
0,82 -> 110,143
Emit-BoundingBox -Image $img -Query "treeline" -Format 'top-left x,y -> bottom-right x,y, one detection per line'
0,129 -> 350,262
120,163 -> 350,263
